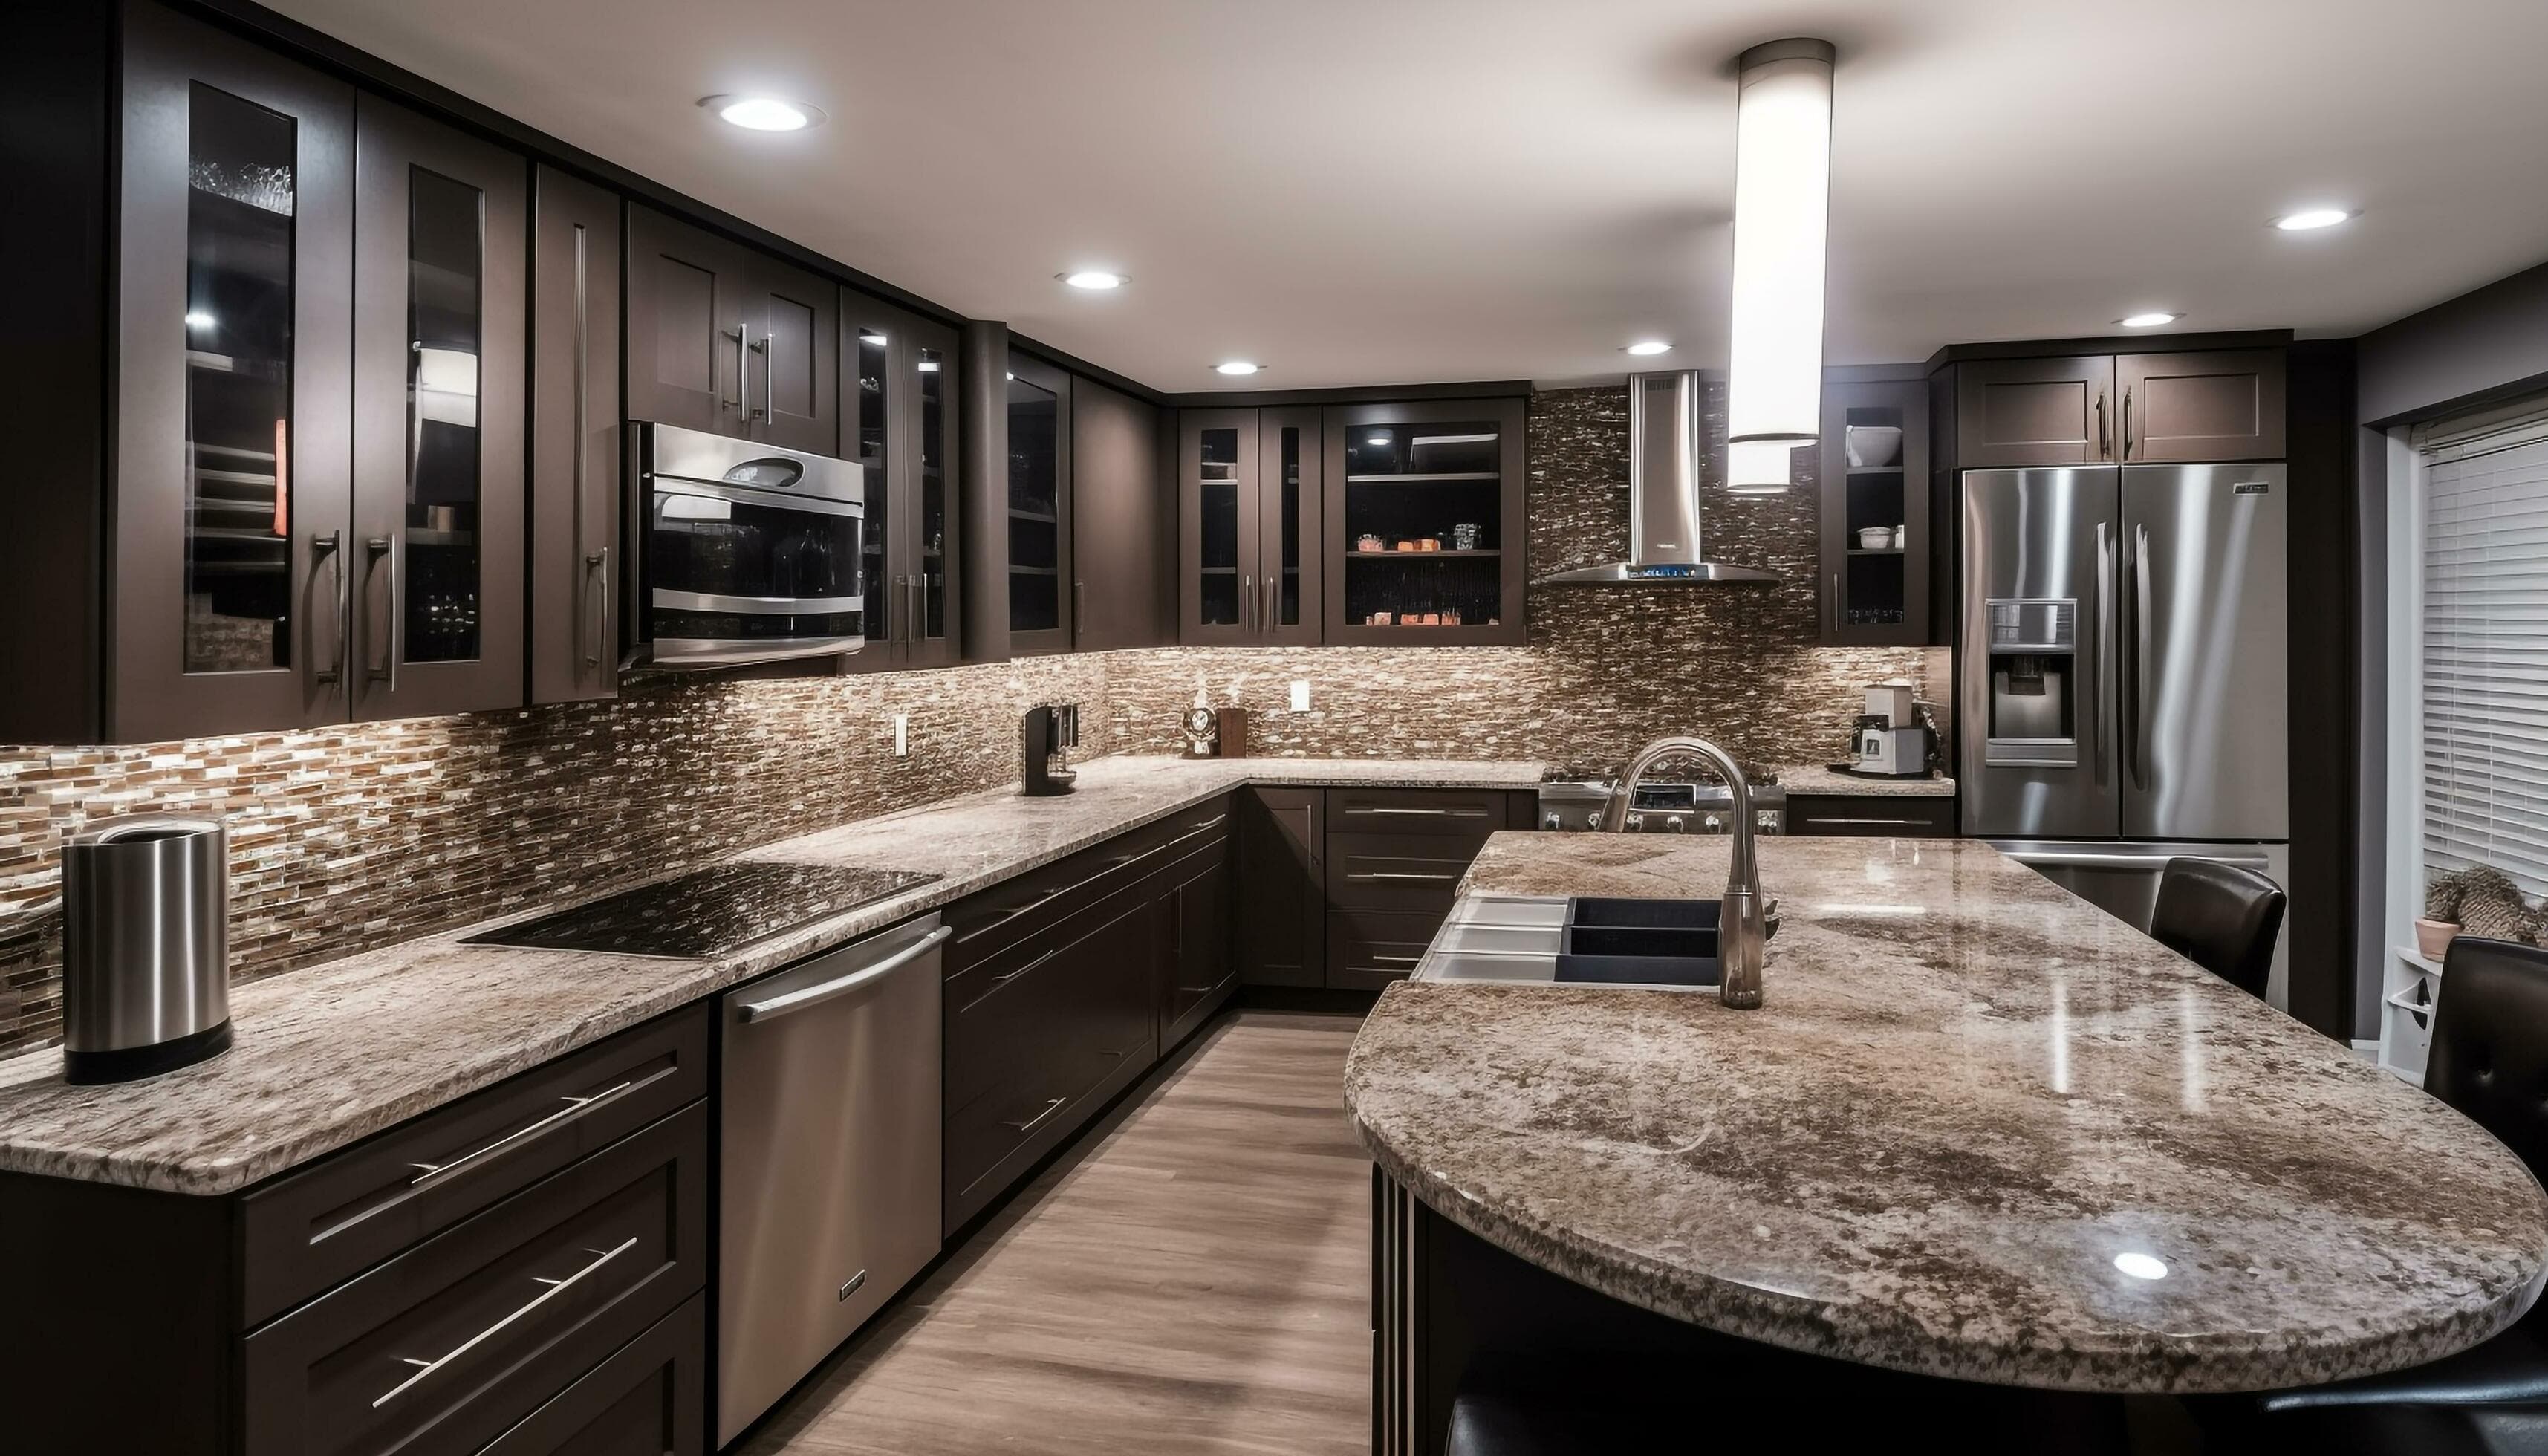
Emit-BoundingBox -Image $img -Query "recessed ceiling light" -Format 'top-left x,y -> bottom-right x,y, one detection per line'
1059,270 -> 1125,290
1004,371 -> 1015,380
2275,207 -> 2353,231
858,332 -> 887,345
183,311 -> 215,329
1214,361 -> 1261,377
1625,340 -> 1674,357
698,95 -> 825,132
2113,1252 -> 2168,1281
2117,312 -> 2180,329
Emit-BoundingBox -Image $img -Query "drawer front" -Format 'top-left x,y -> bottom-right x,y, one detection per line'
946,796 -> 1234,969
944,1020 -> 1151,1237
244,1104 -> 708,1456
945,877 -> 1153,1114
243,1008 -> 711,1327
1785,795 -> 1956,837
1329,788 -> 1507,836
1327,910 -> 1440,991
476,1291 -> 703,1456
1325,831 -> 1490,913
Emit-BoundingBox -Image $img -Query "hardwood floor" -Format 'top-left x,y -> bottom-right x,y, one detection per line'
741,1012 -> 1373,1456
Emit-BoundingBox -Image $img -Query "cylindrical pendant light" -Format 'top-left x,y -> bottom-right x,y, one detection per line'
1726,38 -> 1835,446
1727,439 -> 1796,493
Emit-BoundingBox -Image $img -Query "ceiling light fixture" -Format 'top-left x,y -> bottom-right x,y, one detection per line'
858,332 -> 887,345
1368,434 -> 1391,446
2113,1252 -> 2168,1281
916,360 -> 940,373
2117,311 -> 2180,328
698,95 -> 825,132
2275,207 -> 2353,232
1727,441 -> 1795,493
183,311 -> 215,329
1059,270 -> 1125,290
1727,38 -> 1836,446
1214,361 -> 1261,377
1625,340 -> 1674,357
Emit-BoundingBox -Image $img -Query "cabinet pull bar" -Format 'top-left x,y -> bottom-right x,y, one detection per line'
1004,1096 -> 1067,1134
2122,386 -> 2134,460
724,325 -> 746,412
371,1235 -> 637,1408
1347,871 -> 1460,883
365,535 -> 398,694
409,1079 -> 637,1189
584,548 -> 609,668
311,531 -> 346,687
1242,573 -> 1255,632
2095,389 -> 2110,460
1347,807 -> 1476,818
747,330 -> 770,422
1801,816 -> 1925,826
1074,580 -> 1085,640
1366,954 -> 1423,965
1186,813 -> 1229,832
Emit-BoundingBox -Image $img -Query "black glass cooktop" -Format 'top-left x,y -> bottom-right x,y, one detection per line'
462,862 -> 940,958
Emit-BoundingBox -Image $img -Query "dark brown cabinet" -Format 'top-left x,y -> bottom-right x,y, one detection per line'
1157,833 -> 1235,1052
1956,354 -> 2115,467
1325,398 -> 1526,645
2116,349 -> 2286,461
350,96 -> 528,721
1320,787 -> 1528,990
842,293 -> 961,667
528,166 -> 620,704
1180,407 -> 1324,645
477,1294 -> 704,1456
1238,787 -> 1327,987
1005,353 -> 1074,654
1073,379 -> 1174,651
1784,794 -> 1955,837
624,206 -> 837,456
1817,377 -> 1934,646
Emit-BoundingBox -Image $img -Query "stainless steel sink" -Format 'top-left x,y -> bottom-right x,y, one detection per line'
1414,894 -> 1722,992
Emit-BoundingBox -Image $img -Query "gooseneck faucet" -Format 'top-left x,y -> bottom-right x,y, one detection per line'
1602,737 -> 1769,1009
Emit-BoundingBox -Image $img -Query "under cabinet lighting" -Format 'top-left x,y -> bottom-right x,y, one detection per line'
1727,440 -> 1795,493
1059,270 -> 1125,290
2274,207 -> 2353,231
2117,311 -> 2180,328
1625,340 -> 1674,357
183,311 -> 215,330
1727,39 -> 1836,445
916,360 -> 940,372
699,95 -> 825,132
1214,361 -> 1261,376
1368,435 -> 1391,446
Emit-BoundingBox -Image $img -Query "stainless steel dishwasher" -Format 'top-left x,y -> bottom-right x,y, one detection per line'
718,912 -> 948,1445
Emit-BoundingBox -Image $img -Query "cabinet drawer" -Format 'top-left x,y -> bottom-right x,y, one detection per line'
1329,788 -> 1508,836
243,1008 -> 710,1327
946,885 -> 1151,1114
1325,831 -> 1489,913
1327,910 -> 1440,991
243,1103 -> 707,1456
946,797 -> 1234,968
1785,795 -> 1955,837
476,1291 -> 703,1456
945,993 -> 1151,1232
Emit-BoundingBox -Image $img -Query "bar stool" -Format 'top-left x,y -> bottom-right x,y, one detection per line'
2149,857 -> 2285,998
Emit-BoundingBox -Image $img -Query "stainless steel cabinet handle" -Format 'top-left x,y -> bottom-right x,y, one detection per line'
723,325 -> 747,413
1073,580 -> 1085,640
1264,576 -> 1278,633
989,947 -> 1061,989
1346,871 -> 1460,883
2122,386 -> 2134,460
2095,390 -> 2109,460
372,1235 -> 637,1409
2092,523 -> 2111,788
736,926 -> 951,1022
365,534 -> 398,694
583,548 -> 609,668
409,1079 -> 637,1189
311,530 -> 345,686
1242,573 -> 1255,631
1348,806 -> 1476,818
1366,953 -> 1423,966
1004,1096 -> 1067,1134
1801,816 -> 1925,827
2132,523 -> 2154,789
747,331 -> 770,422
1186,813 -> 1229,833
1829,572 -> 1841,631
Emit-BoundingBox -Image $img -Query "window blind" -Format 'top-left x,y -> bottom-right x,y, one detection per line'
2421,394 -> 2548,900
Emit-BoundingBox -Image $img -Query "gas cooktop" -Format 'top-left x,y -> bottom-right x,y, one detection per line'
461,862 -> 940,958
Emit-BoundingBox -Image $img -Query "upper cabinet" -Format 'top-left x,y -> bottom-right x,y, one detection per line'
1178,407 -> 1322,646
1817,377 -> 1933,646
2116,349 -> 2285,461
840,293 -> 961,668
1005,354 -> 1073,654
1957,349 -> 2284,468
1324,399 -> 1526,646
527,166 -> 620,705
624,206 -> 837,456
1071,380 -> 1172,652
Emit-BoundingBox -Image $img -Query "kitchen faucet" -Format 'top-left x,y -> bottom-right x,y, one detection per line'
1602,737 -> 1771,1009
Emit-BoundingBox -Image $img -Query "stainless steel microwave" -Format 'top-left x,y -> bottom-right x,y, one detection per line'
625,422 -> 867,669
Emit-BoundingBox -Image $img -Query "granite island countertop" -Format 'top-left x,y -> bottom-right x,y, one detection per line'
1344,831 -> 2548,1394
0,755 -> 1542,1195
1769,763 -> 1955,798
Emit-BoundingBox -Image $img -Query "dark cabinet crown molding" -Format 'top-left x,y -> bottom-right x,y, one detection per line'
1924,330 -> 2292,372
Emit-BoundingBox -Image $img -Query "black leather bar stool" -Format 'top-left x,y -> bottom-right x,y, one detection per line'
2241,938 -> 2548,1453
2149,857 -> 2286,998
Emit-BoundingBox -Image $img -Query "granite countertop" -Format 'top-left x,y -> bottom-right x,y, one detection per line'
1345,833 -> 2548,1394
1770,763 -> 1956,798
0,755 -> 1541,1196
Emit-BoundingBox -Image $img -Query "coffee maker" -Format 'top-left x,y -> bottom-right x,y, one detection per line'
1021,703 -> 1079,796
1850,680 -> 1934,779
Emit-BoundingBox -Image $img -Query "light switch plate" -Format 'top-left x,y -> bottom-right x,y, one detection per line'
894,713 -> 909,757
1290,680 -> 1311,713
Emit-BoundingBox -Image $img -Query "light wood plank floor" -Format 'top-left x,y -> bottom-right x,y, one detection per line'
741,1012 -> 1373,1456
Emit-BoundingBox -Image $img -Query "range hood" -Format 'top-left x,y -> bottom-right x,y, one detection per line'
1541,371 -> 1780,585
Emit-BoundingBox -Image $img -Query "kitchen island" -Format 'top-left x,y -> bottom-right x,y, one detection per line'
1347,833 -> 2548,1446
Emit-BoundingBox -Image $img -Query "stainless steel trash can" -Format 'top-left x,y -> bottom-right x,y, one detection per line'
61,817 -> 232,1083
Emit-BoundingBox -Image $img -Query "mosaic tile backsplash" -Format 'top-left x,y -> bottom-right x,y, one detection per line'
0,384 -> 1937,1054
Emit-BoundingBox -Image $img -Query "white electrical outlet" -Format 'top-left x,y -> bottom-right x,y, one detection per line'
894,713 -> 909,757
1290,680 -> 1311,713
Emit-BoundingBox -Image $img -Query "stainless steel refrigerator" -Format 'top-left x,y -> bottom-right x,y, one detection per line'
1958,463 -> 2291,998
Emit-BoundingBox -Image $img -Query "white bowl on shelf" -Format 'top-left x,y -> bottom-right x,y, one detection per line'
1845,425 -> 1902,469
1856,527 -> 1893,550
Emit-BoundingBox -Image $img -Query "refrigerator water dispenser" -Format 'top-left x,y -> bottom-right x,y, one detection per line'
1984,598 -> 2079,768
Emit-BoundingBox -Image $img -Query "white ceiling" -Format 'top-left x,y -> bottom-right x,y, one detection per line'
274,0 -> 2548,391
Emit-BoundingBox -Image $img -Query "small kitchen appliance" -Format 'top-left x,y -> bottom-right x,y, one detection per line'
60,817 -> 232,1083
1022,703 -> 1079,796
1846,680 -> 1932,778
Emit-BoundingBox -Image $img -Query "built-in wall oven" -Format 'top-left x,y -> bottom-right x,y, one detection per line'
627,421 -> 866,668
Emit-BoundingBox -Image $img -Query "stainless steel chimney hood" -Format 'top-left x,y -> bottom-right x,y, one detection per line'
1541,371 -> 1780,585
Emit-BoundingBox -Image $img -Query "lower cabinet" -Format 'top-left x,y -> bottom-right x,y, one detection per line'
478,1293 -> 704,1456
1785,793 -> 1957,837
1238,787 -> 1326,987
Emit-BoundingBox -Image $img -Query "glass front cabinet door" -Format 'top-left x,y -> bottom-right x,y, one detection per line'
841,293 -> 960,668
1323,398 -> 1525,646
1178,406 -> 1321,645
1005,354 -> 1073,654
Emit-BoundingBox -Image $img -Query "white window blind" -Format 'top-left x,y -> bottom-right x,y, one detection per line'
2419,396 -> 2548,899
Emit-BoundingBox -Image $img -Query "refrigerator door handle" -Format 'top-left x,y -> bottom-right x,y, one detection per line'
2093,523 -> 2113,789
2131,522 -> 2154,790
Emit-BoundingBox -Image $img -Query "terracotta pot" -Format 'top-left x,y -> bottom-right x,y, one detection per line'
2415,918 -> 2460,961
